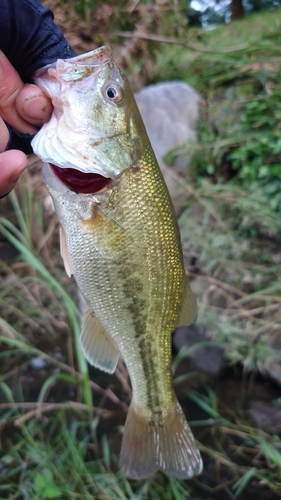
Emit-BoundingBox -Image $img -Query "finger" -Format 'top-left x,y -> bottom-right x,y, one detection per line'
0,116 -> 9,152
0,51 -> 38,135
0,150 -> 28,196
16,84 -> 53,127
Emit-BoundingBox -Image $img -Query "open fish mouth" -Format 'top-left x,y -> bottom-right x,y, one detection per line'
50,164 -> 111,194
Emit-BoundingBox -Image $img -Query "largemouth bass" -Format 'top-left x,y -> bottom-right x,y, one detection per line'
31,46 -> 203,480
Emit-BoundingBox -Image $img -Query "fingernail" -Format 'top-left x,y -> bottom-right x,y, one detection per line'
22,94 -> 53,122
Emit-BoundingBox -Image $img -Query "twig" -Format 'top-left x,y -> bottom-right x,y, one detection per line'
0,328 -> 128,412
127,0 -> 141,13
115,30 -> 248,54
188,271 -> 246,298
220,426 -> 252,439
162,166 -> 229,234
15,402 -> 88,425
227,303 -> 280,317
0,401 -> 125,426
231,294 -> 281,307
115,361 -> 132,395
203,284 -> 236,308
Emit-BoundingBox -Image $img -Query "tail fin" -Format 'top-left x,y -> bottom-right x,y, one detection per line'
119,402 -> 203,480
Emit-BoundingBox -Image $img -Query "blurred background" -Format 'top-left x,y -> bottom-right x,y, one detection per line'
1,1 -> 281,498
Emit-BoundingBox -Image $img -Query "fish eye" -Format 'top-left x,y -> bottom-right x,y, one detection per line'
105,84 -> 123,103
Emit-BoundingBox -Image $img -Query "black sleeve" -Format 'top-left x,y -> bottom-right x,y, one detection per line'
0,0 -> 76,155
0,0 -> 76,83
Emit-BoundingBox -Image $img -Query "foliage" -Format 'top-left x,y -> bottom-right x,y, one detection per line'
69,0 -> 189,37
189,0 -> 280,27
191,87 -> 281,204
227,92 -> 281,198
151,7 -> 281,206
177,179 -> 281,375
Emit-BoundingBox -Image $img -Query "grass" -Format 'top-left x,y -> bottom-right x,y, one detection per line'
176,180 -> 281,374
152,6 -> 281,92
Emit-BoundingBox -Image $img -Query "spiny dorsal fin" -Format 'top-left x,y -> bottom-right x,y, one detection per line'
176,279 -> 197,327
80,310 -> 119,373
59,225 -> 72,277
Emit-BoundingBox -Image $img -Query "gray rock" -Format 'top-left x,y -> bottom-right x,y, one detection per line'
249,400 -> 281,427
260,356 -> 281,388
135,81 -> 200,213
173,323 -> 225,376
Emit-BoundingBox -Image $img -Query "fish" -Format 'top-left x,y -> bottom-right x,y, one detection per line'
31,46 -> 203,480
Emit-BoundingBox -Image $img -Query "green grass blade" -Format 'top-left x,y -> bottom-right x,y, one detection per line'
0,218 -> 93,411
232,468 -> 257,497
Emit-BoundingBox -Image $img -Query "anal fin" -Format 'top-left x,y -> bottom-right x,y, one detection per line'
59,225 -> 72,277
80,310 -> 119,374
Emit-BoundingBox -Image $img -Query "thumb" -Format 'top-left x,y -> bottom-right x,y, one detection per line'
0,50 -> 37,135
16,84 -> 53,127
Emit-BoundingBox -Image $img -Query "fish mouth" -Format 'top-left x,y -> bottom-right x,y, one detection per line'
50,164 -> 111,194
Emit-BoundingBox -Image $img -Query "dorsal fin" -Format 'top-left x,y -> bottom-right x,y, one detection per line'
177,279 -> 197,327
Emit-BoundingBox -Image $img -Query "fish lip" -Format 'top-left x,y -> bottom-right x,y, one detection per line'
33,45 -> 113,78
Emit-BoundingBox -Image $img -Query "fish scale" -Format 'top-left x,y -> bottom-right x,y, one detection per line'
31,46 -> 203,480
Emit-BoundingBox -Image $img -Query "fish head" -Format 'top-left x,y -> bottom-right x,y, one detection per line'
31,46 -> 147,194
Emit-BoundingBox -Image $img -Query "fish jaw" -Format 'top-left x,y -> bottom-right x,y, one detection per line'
31,46 -> 145,179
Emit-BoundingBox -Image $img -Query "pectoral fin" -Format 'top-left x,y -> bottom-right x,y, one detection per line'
81,209 -> 134,257
177,279 -> 197,327
80,310 -> 119,373
60,225 -> 72,277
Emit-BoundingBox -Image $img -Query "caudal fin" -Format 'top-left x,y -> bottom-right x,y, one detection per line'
119,402 -> 203,480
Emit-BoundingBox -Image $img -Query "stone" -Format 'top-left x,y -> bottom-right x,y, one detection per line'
173,323 -> 225,376
249,400 -> 281,428
260,356 -> 281,388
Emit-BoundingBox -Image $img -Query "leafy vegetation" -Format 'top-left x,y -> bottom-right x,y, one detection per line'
188,81 -> 281,205
1,3 -> 281,499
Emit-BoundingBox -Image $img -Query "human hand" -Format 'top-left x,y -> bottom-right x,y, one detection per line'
0,50 -> 53,197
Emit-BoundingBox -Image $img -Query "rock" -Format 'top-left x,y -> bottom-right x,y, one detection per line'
249,400 -> 281,427
29,357 -> 47,370
135,81 -> 200,213
260,356 -> 281,388
173,323 -> 225,376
